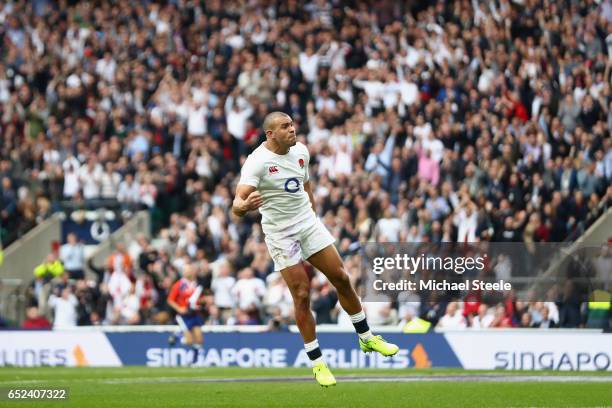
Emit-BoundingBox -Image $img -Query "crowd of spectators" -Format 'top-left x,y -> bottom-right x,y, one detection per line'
0,0 -> 610,329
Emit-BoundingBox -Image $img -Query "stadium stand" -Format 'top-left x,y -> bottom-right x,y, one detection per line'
0,0 -> 610,330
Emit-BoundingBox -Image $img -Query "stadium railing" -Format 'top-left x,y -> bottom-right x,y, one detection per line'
0,278 -> 26,324
0,213 -> 62,284
531,207 -> 612,296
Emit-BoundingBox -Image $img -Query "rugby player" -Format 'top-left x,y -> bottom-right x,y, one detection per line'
232,112 -> 399,386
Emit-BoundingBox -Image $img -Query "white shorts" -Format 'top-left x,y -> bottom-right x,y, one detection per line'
264,219 -> 335,271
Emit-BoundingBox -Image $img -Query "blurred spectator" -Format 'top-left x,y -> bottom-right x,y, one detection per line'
490,304 -> 514,328
267,307 -> 290,332
557,281 -> 585,328
33,253 -> 64,281
135,274 -> 158,323
436,302 -> 467,329
117,173 -> 141,212
79,158 -> 103,202
263,271 -> 293,321
454,200 -> 478,242
74,279 -> 105,326
112,284 -> 141,325
48,287 -> 78,329
470,304 -> 494,329
534,305 -> 557,329
397,297 -> 422,327
107,267 -> 132,323
205,305 -> 222,326
311,283 -> 338,325
229,308 -> 260,326
59,233 -> 85,279
100,162 -> 121,201
519,312 -> 535,328
21,306 -> 51,330
585,289 -> 611,330
32,253 -> 65,310
0,177 -> 17,236
107,243 -> 133,277
210,261 -> 236,323
231,268 -> 266,324
362,301 -> 395,326
375,208 -> 402,242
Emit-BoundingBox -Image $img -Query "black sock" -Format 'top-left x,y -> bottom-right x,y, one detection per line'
304,339 -> 323,363
307,348 -> 323,361
353,318 -> 370,334
350,311 -> 373,339
192,346 -> 201,364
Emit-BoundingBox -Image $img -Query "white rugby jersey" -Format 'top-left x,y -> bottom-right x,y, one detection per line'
238,141 -> 316,234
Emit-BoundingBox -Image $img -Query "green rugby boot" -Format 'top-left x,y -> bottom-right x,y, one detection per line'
313,362 -> 337,387
359,335 -> 399,357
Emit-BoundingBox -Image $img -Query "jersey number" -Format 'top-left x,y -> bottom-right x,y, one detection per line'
284,178 -> 300,193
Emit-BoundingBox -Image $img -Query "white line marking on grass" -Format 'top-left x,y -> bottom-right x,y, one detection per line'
2,374 -> 612,386
98,375 -> 612,385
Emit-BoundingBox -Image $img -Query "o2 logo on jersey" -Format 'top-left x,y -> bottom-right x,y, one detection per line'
284,178 -> 300,193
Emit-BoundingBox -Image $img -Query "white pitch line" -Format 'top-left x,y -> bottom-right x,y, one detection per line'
339,375 -> 612,383
99,375 -> 612,385
2,375 -> 612,386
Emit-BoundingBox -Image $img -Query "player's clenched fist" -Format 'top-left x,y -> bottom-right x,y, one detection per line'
245,191 -> 263,210
232,185 -> 264,217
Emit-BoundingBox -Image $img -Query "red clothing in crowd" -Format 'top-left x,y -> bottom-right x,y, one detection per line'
21,317 -> 52,330
462,291 -> 482,317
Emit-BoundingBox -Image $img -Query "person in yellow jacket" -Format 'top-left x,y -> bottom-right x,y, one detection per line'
33,253 -> 65,280
400,307 -> 432,333
402,317 -> 432,333
586,289 -> 611,330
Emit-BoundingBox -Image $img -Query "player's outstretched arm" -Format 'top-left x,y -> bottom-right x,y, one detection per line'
232,184 -> 263,217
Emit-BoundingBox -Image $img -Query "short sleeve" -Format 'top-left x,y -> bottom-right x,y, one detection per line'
239,155 -> 263,187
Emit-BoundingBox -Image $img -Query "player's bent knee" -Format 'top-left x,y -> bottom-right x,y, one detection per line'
292,287 -> 311,307
330,270 -> 351,291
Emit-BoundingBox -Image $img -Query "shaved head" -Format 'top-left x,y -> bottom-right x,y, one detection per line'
261,112 -> 296,153
263,112 -> 291,134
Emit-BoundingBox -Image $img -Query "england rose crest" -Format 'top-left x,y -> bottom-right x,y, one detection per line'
298,158 -> 304,168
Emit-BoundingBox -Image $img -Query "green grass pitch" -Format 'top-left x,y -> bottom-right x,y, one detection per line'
1,367 -> 611,407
